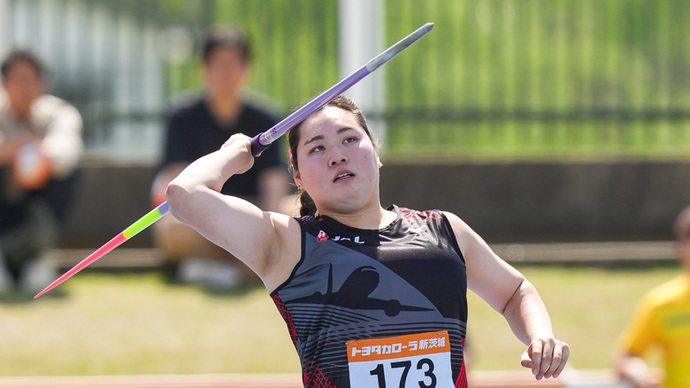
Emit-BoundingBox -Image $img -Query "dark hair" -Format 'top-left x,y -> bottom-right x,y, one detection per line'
1,49 -> 44,78
287,95 -> 374,217
201,26 -> 251,64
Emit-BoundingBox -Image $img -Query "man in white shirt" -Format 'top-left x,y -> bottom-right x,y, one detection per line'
0,49 -> 83,294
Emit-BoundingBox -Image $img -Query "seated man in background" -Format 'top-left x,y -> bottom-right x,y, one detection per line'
616,206 -> 690,388
151,27 -> 288,290
0,49 -> 83,294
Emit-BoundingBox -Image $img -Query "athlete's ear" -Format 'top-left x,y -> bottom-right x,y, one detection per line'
293,167 -> 302,189
376,153 -> 383,168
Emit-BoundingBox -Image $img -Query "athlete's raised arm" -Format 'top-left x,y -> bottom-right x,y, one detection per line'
166,134 -> 301,291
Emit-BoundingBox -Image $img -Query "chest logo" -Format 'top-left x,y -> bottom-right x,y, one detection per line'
288,264 -> 433,317
317,230 -> 329,242
333,235 -> 365,244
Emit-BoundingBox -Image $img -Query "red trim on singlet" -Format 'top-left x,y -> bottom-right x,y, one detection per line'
455,337 -> 468,388
302,360 -> 337,388
456,360 -> 468,388
272,294 -> 337,388
272,294 -> 299,348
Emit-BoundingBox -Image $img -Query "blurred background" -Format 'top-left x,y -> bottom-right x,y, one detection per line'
1,0 -> 689,386
4,0 -> 688,161
0,0 -> 690,249
2,0 -> 689,246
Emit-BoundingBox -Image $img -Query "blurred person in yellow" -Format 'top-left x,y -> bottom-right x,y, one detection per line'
150,27 -> 289,290
616,206 -> 690,388
0,49 -> 83,294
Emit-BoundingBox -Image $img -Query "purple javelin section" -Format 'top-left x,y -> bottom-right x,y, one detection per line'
250,22 -> 434,156
250,66 -> 370,156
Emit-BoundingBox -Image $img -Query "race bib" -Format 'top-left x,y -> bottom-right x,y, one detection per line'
347,331 -> 454,388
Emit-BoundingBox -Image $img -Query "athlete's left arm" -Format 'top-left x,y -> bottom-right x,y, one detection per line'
443,211 -> 570,380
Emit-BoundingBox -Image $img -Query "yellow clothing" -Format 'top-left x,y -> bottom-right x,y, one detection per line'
620,274 -> 690,388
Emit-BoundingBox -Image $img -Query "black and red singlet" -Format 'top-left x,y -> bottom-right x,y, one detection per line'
271,205 -> 468,388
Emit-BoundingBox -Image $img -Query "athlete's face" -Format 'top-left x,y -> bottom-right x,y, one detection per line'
293,106 -> 382,215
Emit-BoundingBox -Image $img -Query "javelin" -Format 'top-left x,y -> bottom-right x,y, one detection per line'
34,22 -> 434,299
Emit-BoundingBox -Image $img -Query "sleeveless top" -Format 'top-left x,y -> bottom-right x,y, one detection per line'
270,205 -> 468,388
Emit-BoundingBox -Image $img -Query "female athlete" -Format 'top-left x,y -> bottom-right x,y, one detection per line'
166,95 -> 569,387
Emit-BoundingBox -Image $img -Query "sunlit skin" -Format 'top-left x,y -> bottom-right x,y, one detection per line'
292,106 -> 395,229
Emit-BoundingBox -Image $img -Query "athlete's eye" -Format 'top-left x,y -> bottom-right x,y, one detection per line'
344,137 -> 358,144
309,145 -> 324,154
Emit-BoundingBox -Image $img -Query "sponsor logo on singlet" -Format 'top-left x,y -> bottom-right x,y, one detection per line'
333,235 -> 365,244
317,230 -> 365,244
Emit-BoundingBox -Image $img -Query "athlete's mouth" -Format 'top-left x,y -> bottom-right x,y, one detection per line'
334,172 -> 354,182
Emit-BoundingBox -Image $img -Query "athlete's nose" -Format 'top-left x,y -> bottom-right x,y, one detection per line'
329,150 -> 348,167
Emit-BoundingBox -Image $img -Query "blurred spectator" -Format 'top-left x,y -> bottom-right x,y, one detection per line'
151,26 -> 289,290
0,49 -> 83,294
616,206 -> 690,388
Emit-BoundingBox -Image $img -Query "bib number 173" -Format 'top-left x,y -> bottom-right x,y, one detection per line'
347,331 -> 454,388
369,357 -> 438,388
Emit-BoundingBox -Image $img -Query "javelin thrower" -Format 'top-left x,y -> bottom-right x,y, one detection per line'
37,22 -> 570,387
35,22 -> 435,299
164,76 -> 569,385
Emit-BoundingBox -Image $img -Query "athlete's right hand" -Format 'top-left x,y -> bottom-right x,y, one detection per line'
222,133 -> 254,175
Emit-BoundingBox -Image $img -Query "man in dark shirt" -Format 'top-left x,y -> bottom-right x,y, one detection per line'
151,27 -> 289,289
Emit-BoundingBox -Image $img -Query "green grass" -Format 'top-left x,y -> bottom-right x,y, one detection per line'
0,274 -> 300,376
467,264 -> 674,371
0,265 -> 679,376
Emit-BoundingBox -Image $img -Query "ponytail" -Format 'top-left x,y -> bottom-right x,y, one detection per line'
299,189 -> 318,217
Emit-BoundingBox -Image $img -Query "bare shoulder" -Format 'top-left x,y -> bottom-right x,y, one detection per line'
442,211 -> 525,310
441,211 -> 476,246
441,211 -> 466,228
